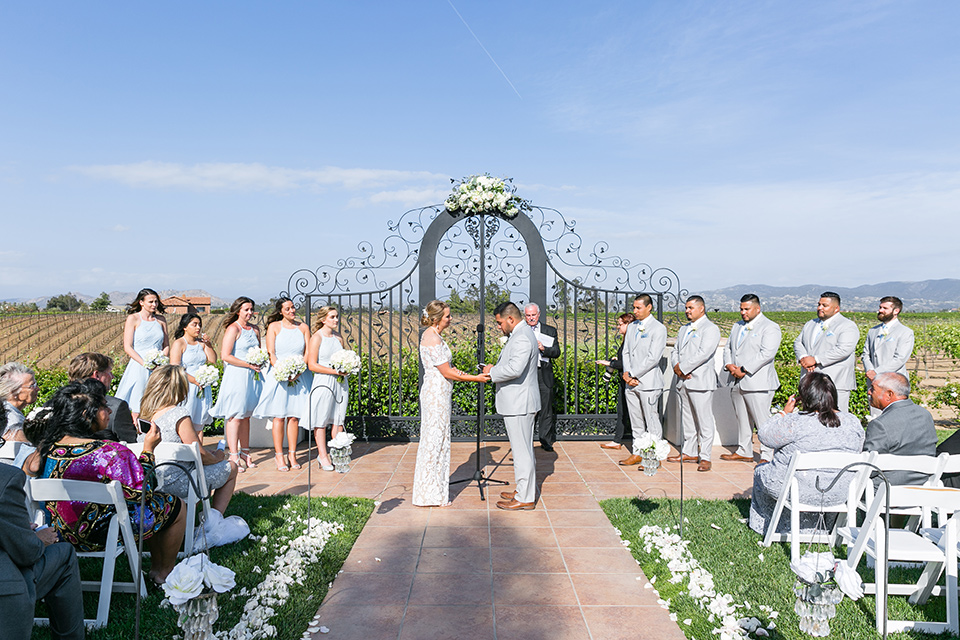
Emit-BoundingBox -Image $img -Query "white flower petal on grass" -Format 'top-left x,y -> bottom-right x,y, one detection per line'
683,619 -> 692,625
710,523 -> 721,530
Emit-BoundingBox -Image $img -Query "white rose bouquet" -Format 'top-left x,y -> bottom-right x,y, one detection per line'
444,174 -> 530,219
162,553 -> 236,606
329,349 -> 361,382
273,355 -> 307,386
633,432 -> 672,461
244,347 -> 270,381
193,364 -> 219,398
329,431 -> 356,450
142,349 -> 169,371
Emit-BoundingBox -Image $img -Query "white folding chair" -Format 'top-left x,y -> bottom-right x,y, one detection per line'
0,439 -> 23,465
127,441 -> 211,554
858,453 -> 948,531
26,478 -> 147,629
761,450 -> 873,564
839,484 -> 960,635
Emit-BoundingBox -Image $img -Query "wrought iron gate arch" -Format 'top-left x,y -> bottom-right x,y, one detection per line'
279,201 -> 684,441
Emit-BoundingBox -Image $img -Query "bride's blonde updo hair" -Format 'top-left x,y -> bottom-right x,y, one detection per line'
420,300 -> 448,328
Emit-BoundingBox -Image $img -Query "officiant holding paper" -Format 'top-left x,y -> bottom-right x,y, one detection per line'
524,303 -> 561,452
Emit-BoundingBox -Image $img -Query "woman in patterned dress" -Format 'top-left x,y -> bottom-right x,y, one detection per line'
412,300 -> 489,507
23,379 -> 186,585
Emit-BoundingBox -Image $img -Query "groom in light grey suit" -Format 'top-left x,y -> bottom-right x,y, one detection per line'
721,294 -> 782,464
861,296 -> 915,417
483,301 -> 541,510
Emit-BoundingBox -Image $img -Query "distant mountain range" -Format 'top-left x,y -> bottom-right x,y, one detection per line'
5,279 -> 960,312
697,279 -> 960,312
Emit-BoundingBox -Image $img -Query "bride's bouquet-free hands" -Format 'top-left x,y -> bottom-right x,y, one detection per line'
142,349 -> 170,371
244,347 -> 270,381
273,355 -> 307,386
193,365 -> 219,398
329,349 -> 362,382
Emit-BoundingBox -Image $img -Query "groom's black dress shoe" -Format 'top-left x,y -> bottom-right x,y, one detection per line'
540,441 -> 554,452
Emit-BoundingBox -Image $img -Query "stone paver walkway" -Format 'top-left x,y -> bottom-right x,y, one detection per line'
234,440 -> 757,639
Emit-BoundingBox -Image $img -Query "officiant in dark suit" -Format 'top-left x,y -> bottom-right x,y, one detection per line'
524,303 -> 561,452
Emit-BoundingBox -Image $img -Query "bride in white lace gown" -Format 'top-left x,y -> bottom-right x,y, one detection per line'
413,301 -> 489,507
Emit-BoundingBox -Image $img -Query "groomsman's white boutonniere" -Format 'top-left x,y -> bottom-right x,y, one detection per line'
499,335 -> 509,346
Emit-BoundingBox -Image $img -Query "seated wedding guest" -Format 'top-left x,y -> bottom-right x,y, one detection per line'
864,372 -> 937,486
749,372 -> 865,535
937,429 -> 960,489
1,410 -> 84,640
23,379 -> 186,585
67,352 -> 138,443
139,365 -> 246,546
1,362 -> 38,442
597,312 -> 634,451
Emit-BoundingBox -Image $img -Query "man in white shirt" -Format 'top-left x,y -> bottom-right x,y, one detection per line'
667,296 -> 721,472
794,292 -> 859,412
861,296 -> 915,417
721,294 -> 782,464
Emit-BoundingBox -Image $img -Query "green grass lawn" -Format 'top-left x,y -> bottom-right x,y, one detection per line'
32,493 -> 373,640
600,497 -> 958,640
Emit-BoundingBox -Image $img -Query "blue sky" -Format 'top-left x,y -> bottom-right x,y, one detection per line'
2,1 -> 958,303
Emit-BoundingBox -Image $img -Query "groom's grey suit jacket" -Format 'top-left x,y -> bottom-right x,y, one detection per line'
621,316 -> 667,391
490,323 -> 541,416
861,319 -> 914,379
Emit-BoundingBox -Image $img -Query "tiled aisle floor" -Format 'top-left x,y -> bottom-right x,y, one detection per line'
233,440 -> 757,640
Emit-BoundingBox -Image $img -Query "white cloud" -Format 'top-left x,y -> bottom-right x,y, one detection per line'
68,161 -> 449,193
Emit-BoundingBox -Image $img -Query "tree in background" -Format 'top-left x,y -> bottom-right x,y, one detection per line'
46,293 -> 82,312
90,292 -> 111,311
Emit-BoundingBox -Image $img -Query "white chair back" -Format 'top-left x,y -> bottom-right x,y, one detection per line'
25,478 -> 146,629
0,439 -> 23,465
761,450 -> 873,564
842,484 -> 960,635
126,440 -> 212,554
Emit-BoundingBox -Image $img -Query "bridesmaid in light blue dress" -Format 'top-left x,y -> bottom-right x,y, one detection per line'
115,288 -> 169,421
170,313 -> 218,429
254,297 -> 312,471
306,306 -> 348,471
211,297 -> 262,472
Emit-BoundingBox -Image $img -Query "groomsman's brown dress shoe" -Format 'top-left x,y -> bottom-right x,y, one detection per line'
697,460 -> 712,472
666,454 -> 698,463
720,453 -> 754,462
619,454 -> 643,466
496,499 -> 536,511
758,459 -> 771,465
601,442 -> 622,450
500,491 -> 518,501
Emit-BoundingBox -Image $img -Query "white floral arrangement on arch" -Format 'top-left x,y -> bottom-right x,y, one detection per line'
329,349 -> 361,381
162,552 -> 236,605
444,174 -> 530,219
633,432 -> 672,461
244,347 -> 270,381
273,355 -> 306,386
193,364 -> 220,398
142,349 -> 170,371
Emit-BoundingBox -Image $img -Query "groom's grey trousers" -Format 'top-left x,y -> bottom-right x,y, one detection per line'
504,413 -> 537,503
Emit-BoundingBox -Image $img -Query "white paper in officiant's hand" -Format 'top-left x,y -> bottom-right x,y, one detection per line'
534,331 -> 554,363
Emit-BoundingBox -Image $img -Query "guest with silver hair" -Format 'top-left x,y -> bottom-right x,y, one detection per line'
0,362 -> 38,442
523,302 -> 561,452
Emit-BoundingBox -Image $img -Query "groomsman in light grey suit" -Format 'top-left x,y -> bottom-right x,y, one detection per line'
483,301 -> 541,510
619,294 -> 667,467
861,296 -> 915,417
794,292 -> 860,412
667,296 -> 721,472
721,294 -> 782,464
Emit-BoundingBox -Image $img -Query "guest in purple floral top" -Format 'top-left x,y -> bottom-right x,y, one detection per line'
24,380 -> 185,584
